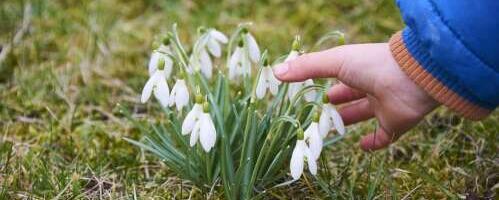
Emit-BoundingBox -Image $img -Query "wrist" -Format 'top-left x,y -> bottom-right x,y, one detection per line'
389,31 -> 491,120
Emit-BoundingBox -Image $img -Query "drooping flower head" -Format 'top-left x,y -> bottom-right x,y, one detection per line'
169,70 -> 190,111
228,39 -> 251,81
141,57 -> 170,107
256,58 -> 281,99
181,94 -> 217,152
290,128 -> 318,180
149,37 -> 174,78
304,112 -> 324,160
319,95 -> 345,137
283,39 -> 317,102
241,27 -> 260,63
228,28 -> 261,82
188,28 -> 228,79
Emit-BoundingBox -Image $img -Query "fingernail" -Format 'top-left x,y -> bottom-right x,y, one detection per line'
273,63 -> 289,76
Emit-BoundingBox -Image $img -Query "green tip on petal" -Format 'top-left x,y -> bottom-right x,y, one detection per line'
203,102 -> 210,112
297,128 -> 305,140
312,111 -> 320,122
322,94 -> 329,104
195,94 -> 203,104
157,58 -> 165,70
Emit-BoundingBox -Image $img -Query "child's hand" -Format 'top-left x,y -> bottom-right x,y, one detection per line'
273,43 -> 439,151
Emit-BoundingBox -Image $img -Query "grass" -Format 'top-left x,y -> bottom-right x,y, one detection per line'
0,0 -> 497,199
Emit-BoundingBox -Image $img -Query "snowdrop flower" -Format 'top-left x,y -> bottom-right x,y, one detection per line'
304,113 -> 323,160
319,95 -> 345,138
187,28 -> 227,79
228,40 -> 251,81
241,28 -> 260,63
169,71 -> 190,111
288,79 -> 316,102
205,28 -> 228,58
141,58 -> 170,107
188,48 -> 213,79
181,95 -> 217,152
149,37 -> 173,78
255,60 -> 281,99
290,128 -> 318,180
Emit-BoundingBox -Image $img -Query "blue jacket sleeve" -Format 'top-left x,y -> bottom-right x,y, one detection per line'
388,0 -> 499,120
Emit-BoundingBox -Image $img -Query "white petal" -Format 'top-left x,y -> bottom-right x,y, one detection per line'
255,69 -> 267,99
290,140 -> 306,180
269,82 -> 279,96
228,48 -> 242,80
190,120 -> 201,147
162,55 -> 173,79
175,80 -> 189,111
266,67 -> 281,95
153,71 -> 170,108
195,34 -> 210,52
210,29 -> 228,43
141,75 -> 156,103
182,104 -> 202,135
245,34 -> 260,63
241,49 -> 252,76
229,48 -> 242,69
148,52 -> 160,76
287,82 -> 301,100
305,123 -> 323,160
327,104 -> 346,135
207,39 -> 222,57
199,113 -> 217,152
303,79 -> 316,102
306,152 -> 318,176
169,83 -> 177,107
200,49 -> 213,79
318,108 -> 332,138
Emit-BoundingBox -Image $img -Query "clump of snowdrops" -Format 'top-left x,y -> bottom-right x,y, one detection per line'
126,24 -> 346,199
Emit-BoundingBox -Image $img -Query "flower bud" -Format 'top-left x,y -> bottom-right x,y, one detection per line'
178,69 -> 185,79
322,94 -> 329,104
157,58 -> 165,70
203,101 -> 210,112
195,94 -> 204,104
292,36 -> 301,51
337,35 -> 345,45
297,128 -> 304,140
312,111 -> 320,122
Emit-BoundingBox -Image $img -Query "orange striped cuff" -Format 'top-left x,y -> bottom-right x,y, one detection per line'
389,31 -> 491,120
